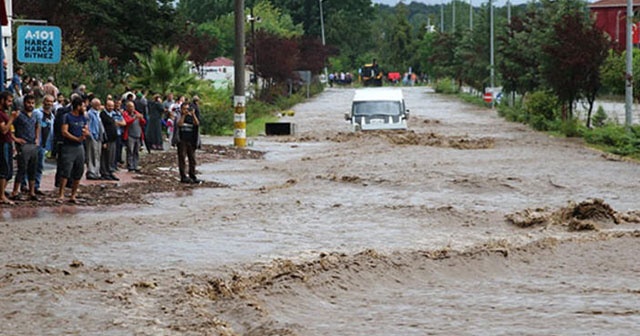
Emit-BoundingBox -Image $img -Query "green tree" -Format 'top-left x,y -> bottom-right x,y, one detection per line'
251,0 -> 304,38
253,30 -> 299,98
601,48 -> 640,104
268,0 -> 376,72
324,1 -> 376,72
577,16 -> 613,127
381,3 -> 414,71
176,0 -> 234,23
498,11 -> 543,100
429,31 -> 463,86
130,46 -> 198,95
541,6 -> 608,121
454,5 -> 491,92
194,0 -> 304,61
416,30 -> 436,80
600,50 -> 625,96
198,16 -> 236,58
178,25 -> 219,75
15,0 -> 179,63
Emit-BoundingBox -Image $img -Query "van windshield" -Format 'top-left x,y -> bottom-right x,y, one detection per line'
352,101 -> 402,116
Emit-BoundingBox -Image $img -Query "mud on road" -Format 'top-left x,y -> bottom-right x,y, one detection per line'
1,87 -> 640,335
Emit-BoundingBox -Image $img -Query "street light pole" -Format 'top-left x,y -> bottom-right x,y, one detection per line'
319,0 -> 328,82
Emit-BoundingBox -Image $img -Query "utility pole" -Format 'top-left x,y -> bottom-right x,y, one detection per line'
440,3 -> 444,32
319,0 -> 328,82
452,0 -> 456,33
625,0 -> 633,126
249,6 -> 258,85
234,0 -> 247,147
490,0 -> 495,109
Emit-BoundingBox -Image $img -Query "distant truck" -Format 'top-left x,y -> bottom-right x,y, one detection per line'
361,61 -> 383,87
345,88 -> 409,131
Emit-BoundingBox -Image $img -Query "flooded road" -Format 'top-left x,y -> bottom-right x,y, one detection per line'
1,87 -> 639,335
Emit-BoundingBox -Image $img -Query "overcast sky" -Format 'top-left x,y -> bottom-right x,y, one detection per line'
371,0 -> 549,6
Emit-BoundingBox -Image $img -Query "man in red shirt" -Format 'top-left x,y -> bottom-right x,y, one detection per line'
122,101 -> 146,172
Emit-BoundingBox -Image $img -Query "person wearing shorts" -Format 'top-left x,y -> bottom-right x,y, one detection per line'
57,96 -> 89,203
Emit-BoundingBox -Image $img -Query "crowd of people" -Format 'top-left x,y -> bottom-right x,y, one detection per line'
0,67 -> 203,205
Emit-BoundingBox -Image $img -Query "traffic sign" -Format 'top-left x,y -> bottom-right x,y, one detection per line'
483,92 -> 493,103
17,25 -> 62,64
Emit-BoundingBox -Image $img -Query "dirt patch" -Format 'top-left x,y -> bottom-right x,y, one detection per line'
6,145 -> 264,208
504,207 -> 549,228
280,130 -> 494,149
506,198 -> 637,231
312,174 -> 391,186
422,118 -> 441,124
376,131 -> 495,149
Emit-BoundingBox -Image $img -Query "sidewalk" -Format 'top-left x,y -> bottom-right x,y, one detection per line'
37,159 -> 146,193
35,138 -> 182,194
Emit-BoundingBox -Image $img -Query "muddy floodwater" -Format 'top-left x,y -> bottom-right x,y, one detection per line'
1,87 -> 640,335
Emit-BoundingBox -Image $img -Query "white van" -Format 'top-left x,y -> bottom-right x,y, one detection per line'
345,88 -> 409,131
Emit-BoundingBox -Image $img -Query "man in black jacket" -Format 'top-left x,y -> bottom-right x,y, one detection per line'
99,99 -> 125,181
175,103 -> 201,184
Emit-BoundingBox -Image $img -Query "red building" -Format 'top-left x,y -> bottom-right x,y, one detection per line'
590,0 -> 640,50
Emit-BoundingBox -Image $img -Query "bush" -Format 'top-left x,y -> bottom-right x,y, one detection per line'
195,85 -> 234,135
592,105 -> 608,127
547,118 -> 586,138
274,93 -> 305,110
434,78 -> 459,94
497,102 -> 526,123
524,91 -> 560,131
583,124 -> 640,155
457,92 -> 485,106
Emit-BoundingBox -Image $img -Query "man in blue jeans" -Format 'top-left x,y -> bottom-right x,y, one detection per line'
23,94 -> 55,195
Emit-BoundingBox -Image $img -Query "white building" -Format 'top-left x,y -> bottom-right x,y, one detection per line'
195,57 -> 234,89
193,57 -> 258,97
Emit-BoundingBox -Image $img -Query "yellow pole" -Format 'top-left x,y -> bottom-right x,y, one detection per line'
234,96 -> 246,147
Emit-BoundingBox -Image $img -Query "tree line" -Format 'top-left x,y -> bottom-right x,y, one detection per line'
14,0 -> 632,131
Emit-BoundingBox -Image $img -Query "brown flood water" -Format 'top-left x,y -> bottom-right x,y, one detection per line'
1,87 -> 640,335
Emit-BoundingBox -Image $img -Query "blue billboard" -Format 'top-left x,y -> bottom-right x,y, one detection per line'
17,25 -> 62,64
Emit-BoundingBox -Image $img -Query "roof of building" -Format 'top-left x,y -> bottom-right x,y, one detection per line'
203,57 -> 234,67
589,0 -> 640,8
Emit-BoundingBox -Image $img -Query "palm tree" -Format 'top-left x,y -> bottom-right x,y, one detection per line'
130,45 -> 198,94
